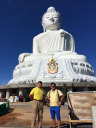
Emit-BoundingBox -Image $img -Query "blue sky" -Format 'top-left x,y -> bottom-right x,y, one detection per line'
0,0 -> 96,85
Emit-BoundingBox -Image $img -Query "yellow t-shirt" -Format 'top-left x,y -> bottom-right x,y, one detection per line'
47,89 -> 63,106
30,87 -> 44,100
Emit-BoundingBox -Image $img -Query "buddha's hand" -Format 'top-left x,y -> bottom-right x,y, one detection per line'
18,53 -> 31,63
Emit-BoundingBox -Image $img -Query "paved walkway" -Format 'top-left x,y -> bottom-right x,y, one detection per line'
0,102 -> 92,128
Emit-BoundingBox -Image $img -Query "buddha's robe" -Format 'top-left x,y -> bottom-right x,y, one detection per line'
33,29 -> 75,54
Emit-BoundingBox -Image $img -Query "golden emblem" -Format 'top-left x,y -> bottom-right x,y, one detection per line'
47,56 -> 58,74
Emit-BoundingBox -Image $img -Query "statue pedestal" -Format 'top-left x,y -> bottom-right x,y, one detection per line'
8,52 -> 96,84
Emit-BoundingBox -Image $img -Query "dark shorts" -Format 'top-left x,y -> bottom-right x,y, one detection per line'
50,106 -> 60,120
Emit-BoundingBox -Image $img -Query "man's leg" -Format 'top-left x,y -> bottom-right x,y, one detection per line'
55,106 -> 61,128
38,101 -> 43,128
57,120 -> 61,128
31,100 -> 38,128
50,107 -> 56,128
52,119 -> 56,128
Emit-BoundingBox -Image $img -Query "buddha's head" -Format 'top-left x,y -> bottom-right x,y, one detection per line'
42,7 -> 62,32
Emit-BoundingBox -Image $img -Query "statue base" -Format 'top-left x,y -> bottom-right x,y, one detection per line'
8,52 -> 96,84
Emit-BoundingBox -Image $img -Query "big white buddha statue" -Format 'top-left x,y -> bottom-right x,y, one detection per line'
8,7 -> 96,84
33,7 -> 75,53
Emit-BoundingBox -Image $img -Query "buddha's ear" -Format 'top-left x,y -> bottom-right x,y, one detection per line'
41,19 -> 44,26
43,28 -> 46,32
41,21 -> 46,32
58,20 -> 62,29
41,22 -> 44,28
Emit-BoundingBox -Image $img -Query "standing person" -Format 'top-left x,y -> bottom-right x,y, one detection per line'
19,94 -> 23,102
47,83 -> 64,128
13,95 -> 15,103
29,81 -> 44,128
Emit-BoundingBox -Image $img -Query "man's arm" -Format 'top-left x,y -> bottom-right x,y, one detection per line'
29,88 -> 34,101
45,92 -> 50,107
46,91 -> 50,101
58,95 -> 64,106
46,96 -> 50,101
29,94 -> 33,101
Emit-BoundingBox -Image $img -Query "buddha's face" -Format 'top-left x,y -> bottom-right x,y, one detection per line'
42,12 -> 61,31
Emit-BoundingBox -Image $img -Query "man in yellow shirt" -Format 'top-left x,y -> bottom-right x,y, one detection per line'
47,83 -> 64,128
29,81 -> 44,128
